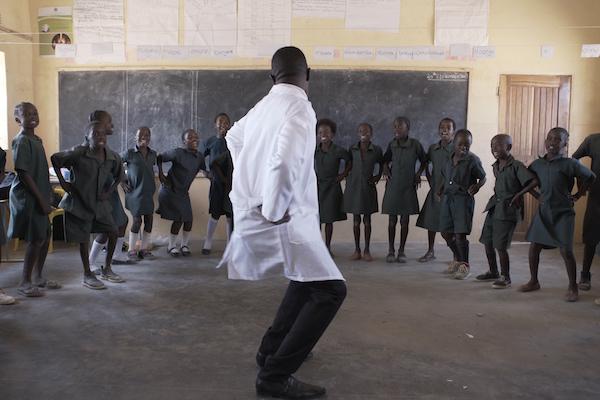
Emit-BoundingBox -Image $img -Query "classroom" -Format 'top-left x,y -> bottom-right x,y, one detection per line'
0,0 -> 599,399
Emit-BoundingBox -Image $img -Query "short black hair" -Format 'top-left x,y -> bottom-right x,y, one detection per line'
548,127 -> 569,140
181,128 -> 197,141
359,122 -> 373,134
83,120 -> 105,143
271,46 -> 308,82
317,118 -> 337,134
137,126 -> 151,134
214,113 -> 230,123
394,116 -> 410,130
439,117 -> 456,131
89,110 -> 111,123
13,102 -> 36,119
454,129 -> 472,141
492,133 -> 512,145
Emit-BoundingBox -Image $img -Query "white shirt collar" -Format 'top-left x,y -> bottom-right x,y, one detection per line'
269,83 -> 308,100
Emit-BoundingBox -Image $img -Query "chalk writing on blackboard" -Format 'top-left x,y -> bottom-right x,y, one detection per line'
426,72 -> 469,82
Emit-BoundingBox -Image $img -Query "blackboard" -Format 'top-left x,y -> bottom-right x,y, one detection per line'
59,70 -> 468,154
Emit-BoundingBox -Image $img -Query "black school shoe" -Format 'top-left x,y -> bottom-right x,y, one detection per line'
476,271 -> 500,281
256,376 -> 326,399
492,276 -> 511,289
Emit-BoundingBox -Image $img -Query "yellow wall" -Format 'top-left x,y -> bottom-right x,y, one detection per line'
0,1 -> 34,154
4,0 -> 600,245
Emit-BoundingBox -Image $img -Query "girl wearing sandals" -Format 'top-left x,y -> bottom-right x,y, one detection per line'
157,129 -> 206,257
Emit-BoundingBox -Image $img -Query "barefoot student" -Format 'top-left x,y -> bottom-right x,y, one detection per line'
51,120 -> 125,290
8,102 -> 60,298
476,134 -> 538,289
219,46 -> 346,399
520,127 -> 596,302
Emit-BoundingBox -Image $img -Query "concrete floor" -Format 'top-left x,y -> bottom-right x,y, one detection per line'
0,240 -> 599,400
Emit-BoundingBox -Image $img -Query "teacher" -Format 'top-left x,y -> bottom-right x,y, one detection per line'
219,46 -> 346,399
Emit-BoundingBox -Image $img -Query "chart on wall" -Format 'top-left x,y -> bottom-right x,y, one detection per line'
59,69 -> 468,153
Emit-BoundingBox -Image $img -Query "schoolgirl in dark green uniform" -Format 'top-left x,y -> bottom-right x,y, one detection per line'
382,117 -> 426,263
314,118 -> 351,254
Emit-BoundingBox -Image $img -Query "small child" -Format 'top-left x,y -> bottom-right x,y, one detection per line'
416,118 -> 455,262
520,127 -> 596,302
86,110 -> 132,271
571,133 -> 600,292
8,102 -> 59,297
122,127 -> 157,259
314,118 -> 351,255
476,134 -> 538,289
343,123 -> 384,261
0,146 -> 15,305
202,113 -> 233,255
381,117 -> 427,263
157,129 -> 206,256
437,129 -> 486,280
51,121 -> 125,290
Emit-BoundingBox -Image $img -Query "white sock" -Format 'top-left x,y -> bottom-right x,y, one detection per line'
129,231 -> 138,253
203,217 -> 218,249
113,237 -> 126,260
182,230 -> 191,247
169,233 -> 178,249
142,231 -> 151,251
89,239 -> 103,269
226,218 -> 233,243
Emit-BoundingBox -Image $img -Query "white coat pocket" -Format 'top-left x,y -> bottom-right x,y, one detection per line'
286,211 -> 321,245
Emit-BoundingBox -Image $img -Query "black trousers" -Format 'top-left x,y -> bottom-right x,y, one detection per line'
257,279 -> 347,382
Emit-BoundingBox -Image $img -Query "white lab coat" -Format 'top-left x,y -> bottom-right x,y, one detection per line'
218,83 -> 344,282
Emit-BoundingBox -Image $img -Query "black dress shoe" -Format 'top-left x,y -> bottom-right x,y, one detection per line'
256,376 -> 326,399
256,351 -> 314,368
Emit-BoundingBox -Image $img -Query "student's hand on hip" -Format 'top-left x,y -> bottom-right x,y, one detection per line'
121,182 -> 132,193
414,174 -> 421,188
509,195 -> 523,208
467,184 -> 480,196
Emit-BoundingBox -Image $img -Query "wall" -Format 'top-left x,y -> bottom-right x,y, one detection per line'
15,0 -> 600,246
0,1 -> 34,154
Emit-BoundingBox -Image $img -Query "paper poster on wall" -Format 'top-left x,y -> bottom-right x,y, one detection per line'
472,45 -> 495,59
449,43 -> 471,59
73,0 -> 125,63
376,48 -> 397,61
184,0 -> 237,47
38,7 -> 73,56
237,0 -> 292,58
292,0 -> 346,19
581,44 -> 600,58
127,0 -> 179,46
54,44 -> 77,58
435,0 -> 489,46
343,47 -> 374,60
345,0 -> 401,32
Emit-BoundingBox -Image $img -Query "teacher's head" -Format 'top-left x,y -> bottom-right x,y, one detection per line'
270,46 -> 310,93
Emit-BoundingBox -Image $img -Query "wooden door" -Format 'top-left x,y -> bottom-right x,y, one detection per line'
498,75 -> 571,240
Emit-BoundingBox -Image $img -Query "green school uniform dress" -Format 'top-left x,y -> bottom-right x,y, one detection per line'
526,155 -> 596,251
7,134 -> 52,242
416,141 -> 453,231
572,133 -> 600,244
55,145 -> 123,243
157,148 -> 206,222
343,142 -> 384,215
0,148 -> 7,245
439,151 -> 486,234
479,156 -> 535,250
203,136 -> 230,218
381,137 -> 426,215
210,150 -> 233,217
122,146 -> 157,217
315,142 -> 350,223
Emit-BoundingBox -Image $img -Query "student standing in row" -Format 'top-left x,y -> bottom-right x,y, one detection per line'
416,118 -> 455,262
476,134 -> 537,289
0,146 -> 14,304
344,123 -> 383,261
52,121 -> 125,289
314,118 -> 351,255
437,129 -> 486,280
382,117 -> 426,263
157,129 -> 206,257
122,127 -> 157,259
202,113 -> 233,255
8,103 -> 59,297
520,127 -> 596,302
571,133 -> 600,292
